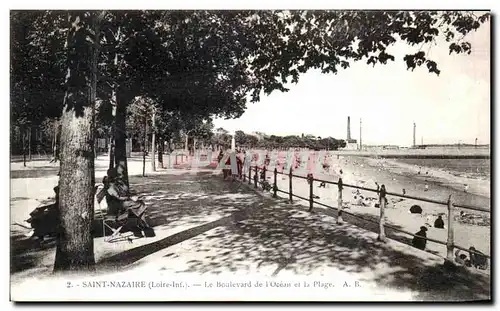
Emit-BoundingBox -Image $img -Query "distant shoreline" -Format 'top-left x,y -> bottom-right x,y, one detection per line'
374,155 -> 490,159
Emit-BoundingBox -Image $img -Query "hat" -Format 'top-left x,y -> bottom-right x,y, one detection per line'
420,226 -> 428,231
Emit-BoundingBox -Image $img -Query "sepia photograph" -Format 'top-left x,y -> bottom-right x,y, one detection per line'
9,7 -> 491,302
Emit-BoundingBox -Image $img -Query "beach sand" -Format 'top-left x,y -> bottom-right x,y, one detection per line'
257,151 -> 490,270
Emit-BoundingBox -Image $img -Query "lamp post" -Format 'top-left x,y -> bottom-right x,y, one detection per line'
231,131 -> 236,152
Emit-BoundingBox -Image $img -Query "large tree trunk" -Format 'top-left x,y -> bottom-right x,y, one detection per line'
54,11 -> 104,272
158,136 -> 164,168
51,121 -> 56,156
142,114 -> 147,177
52,120 -> 59,161
108,97 -> 116,170
108,52 -> 118,171
114,91 -> 129,188
108,132 -> 114,170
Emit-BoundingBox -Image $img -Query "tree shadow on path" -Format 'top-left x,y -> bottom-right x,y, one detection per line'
94,171 -> 264,271
11,170 -> 491,301
12,170 -> 259,279
173,187 -> 490,301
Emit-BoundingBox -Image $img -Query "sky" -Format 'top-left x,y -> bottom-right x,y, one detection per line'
213,17 -> 490,147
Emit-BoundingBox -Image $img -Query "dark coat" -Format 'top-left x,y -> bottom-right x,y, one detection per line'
470,249 -> 488,270
412,229 -> 427,250
434,216 -> 444,229
410,205 -> 423,214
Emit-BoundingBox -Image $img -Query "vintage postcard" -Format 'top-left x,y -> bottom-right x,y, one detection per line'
9,9 -> 491,302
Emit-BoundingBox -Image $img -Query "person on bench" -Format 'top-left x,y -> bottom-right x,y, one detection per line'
27,185 -> 60,242
103,168 -> 153,238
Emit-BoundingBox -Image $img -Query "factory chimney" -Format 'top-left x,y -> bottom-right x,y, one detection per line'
347,116 -> 351,140
413,122 -> 416,147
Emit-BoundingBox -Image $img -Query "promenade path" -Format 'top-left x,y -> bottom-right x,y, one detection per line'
10,155 -> 490,301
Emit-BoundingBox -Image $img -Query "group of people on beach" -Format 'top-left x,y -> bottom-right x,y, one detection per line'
455,247 -> 488,270
411,218 -> 488,270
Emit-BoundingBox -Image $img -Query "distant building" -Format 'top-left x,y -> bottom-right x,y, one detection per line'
344,139 -> 358,150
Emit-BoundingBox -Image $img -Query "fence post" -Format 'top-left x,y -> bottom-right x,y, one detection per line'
262,166 -> 267,191
308,174 -> 314,212
337,178 -> 343,224
446,194 -> 454,262
289,167 -> 293,203
248,165 -> 252,185
254,166 -> 258,188
273,168 -> 278,198
377,184 -> 387,242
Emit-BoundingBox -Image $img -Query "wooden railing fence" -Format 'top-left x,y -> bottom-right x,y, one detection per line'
238,164 -> 490,265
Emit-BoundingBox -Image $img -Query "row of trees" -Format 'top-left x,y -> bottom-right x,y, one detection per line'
232,130 -> 346,150
10,10 -> 488,271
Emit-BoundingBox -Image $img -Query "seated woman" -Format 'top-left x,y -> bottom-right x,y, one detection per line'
27,185 -> 60,241
469,246 -> 488,270
455,250 -> 472,267
103,168 -> 153,237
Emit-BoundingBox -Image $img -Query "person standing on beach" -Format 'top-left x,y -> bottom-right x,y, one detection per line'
412,226 -> 428,250
434,215 -> 445,229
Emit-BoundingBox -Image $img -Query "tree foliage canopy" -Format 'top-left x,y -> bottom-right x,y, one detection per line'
11,10 -> 489,131
234,11 -> 490,102
229,129 -> 346,150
